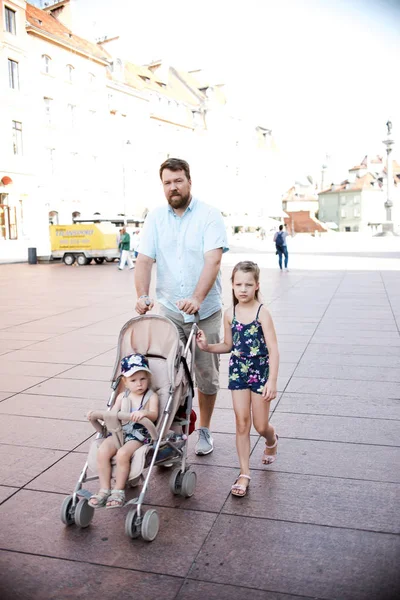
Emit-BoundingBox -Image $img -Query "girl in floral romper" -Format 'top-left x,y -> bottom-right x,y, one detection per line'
197,261 -> 279,497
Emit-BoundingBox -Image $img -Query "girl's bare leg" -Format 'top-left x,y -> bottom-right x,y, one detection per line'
114,440 -> 143,490
232,389 -> 252,488
97,437 -> 118,490
251,391 -> 277,458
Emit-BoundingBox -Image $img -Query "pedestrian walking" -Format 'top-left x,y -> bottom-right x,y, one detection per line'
273,224 -> 289,271
118,227 -> 134,270
134,157 -> 229,456
196,260 -> 279,497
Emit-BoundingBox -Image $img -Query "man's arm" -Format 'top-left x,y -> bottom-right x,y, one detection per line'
176,248 -> 223,315
134,253 -> 155,314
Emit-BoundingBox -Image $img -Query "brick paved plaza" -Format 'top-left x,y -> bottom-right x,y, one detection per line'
0,243 -> 399,599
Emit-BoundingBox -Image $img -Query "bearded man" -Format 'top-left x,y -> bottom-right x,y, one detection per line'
134,158 -> 229,456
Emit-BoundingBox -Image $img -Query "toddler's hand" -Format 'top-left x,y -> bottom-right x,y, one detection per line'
130,410 -> 145,423
196,329 -> 209,351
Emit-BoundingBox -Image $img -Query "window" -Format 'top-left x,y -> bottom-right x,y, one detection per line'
8,59 -> 19,89
5,6 -> 16,35
66,64 -> 74,82
354,195 -> 360,204
67,104 -> 76,127
354,206 -> 360,217
42,55 -> 51,74
340,208 -> 346,218
340,195 -> 346,205
44,97 -> 52,125
12,121 -> 22,155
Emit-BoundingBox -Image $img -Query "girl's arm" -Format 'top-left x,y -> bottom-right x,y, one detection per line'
196,309 -> 233,354
130,392 -> 159,423
259,306 -> 279,401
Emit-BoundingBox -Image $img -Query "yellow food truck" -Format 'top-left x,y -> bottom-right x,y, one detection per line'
50,223 -> 120,265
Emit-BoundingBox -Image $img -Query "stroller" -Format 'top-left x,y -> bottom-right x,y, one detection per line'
60,313 -> 198,542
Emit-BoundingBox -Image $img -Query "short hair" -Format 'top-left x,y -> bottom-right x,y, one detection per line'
279,225 -> 284,231
159,158 -> 191,181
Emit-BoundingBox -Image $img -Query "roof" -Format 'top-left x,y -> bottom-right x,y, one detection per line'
319,173 -> 379,195
26,3 -> 110,63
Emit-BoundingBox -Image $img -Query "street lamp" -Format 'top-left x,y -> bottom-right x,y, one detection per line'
381,120 -> 395,235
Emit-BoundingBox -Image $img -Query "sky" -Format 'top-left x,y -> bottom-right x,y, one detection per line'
39,0 -> 400,185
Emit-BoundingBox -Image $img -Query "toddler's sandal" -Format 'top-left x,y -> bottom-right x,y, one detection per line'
88,489 -> 111,508
106,489 -> 126,508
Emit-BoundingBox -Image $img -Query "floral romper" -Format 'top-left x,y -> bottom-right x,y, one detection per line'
228,304 -> 269,394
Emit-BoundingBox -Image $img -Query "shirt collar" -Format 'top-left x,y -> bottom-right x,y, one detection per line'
168,196 -> 197,217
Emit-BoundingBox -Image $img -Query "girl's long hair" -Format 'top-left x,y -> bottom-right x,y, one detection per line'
231,261 -> 260,306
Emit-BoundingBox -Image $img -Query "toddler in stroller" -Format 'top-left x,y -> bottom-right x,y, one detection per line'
60,313 -> 198,542
87,353 -> 159,509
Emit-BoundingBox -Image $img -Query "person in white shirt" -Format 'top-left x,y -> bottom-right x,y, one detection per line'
134,158 -> 229,456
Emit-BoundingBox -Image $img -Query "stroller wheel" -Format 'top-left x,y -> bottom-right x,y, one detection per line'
141,509 -> 160,542
180,469 -> 197,498
125,509 -> 141,539
60,495 -> 75,526
74,498 -> 94,528
169,468 -> 183,495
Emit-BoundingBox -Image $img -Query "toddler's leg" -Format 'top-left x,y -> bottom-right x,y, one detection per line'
232,390 -> 252,485
114,440 -> 143,491
97,437 -> 118,490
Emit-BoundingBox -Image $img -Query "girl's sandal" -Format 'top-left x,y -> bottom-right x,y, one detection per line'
88,488 -> 111,508
231,474 -> 251,497
106,489 -> 126,509
262,434 -> 279,465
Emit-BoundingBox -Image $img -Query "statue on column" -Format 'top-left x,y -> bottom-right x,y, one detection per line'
386,120 -> 392,136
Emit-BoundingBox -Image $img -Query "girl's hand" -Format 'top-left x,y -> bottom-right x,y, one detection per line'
130,410 -> 145,423
196,329 -> 209,351
262,379 -> 277,402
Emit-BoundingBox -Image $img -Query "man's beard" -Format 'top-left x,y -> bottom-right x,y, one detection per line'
168,192 -> 191,210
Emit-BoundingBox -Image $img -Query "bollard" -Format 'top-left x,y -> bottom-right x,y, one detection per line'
28,247 -> 37,265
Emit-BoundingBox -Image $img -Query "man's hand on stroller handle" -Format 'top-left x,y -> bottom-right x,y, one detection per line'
135,295 -> 154,314
176,297 -> 200,315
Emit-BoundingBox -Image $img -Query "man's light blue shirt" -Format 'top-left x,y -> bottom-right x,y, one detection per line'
138,197 -> 229,323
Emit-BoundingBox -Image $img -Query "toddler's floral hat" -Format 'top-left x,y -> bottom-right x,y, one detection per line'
121,353 -> 151,377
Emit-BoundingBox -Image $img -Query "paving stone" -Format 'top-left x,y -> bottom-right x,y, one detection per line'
299,351 -> 400,368
1,349 -> 97,364
189,514 -> 400,600
0,374 -> 50,393
187,432 -> 259,468
0,361 -> 73,378
0,489 -> 217,578
249,438 -> 400,483
0,393 -> 106,421
270,412 -> 400,446
275,392 -> 400,420
0,486 -> 18,504
54,364 -> 112,381
294,363 -> 400,382
177,580 -> 310,600
0,415 -> 93,451
286,376 -> 400,399
26,377 -> 111,400
222,470 -> 400,533
0,550 -> 182,600
0,444 -> 66,487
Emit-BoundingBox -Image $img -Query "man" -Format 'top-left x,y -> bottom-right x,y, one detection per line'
118,227 -> 134,270
134,158 -> 229,455
273,224 -> 289,271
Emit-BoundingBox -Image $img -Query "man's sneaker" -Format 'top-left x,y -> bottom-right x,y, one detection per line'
195,427 -> 214,455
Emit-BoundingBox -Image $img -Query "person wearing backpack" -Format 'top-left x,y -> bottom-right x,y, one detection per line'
273,224 -> 289,271
118,227 -> 135,270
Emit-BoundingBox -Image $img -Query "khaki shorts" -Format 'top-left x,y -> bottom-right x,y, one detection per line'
159,306 -> 222,395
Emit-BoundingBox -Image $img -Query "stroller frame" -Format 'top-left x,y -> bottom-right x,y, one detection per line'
60,314 -> 199,541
